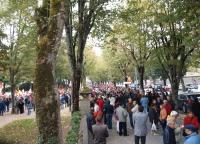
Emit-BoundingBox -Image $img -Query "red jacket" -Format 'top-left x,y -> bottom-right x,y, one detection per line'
97,99 -> 104,111
94,110 -> 103,119
164,103 -> 172,115
184,116 -> 199,129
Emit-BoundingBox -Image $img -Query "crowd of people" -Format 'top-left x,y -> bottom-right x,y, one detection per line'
86,86 -> 200,144
0,88 -> 71,116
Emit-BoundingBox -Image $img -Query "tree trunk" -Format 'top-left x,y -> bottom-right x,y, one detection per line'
163,78 -> 167,86
34,1 -> 64,143
171,81 -> 179,105
3,82 -> 5,90
138,66 -> 145,92
71,69 -> 81,112
81,67 -> 86,88
9,68 -> 17,114
169,69 -> 181,104
180,77 -> 186,92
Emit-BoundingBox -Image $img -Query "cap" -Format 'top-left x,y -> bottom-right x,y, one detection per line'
170,111 -> 178,116
163,100 -> 168,103
184,124 -> 196,132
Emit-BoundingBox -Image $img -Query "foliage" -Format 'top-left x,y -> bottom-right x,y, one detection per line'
81,86 -> 91,93
0,0 -> 37,83
56,41 -> 71,82
65,111 -> 81,144
146,0 -> 200,98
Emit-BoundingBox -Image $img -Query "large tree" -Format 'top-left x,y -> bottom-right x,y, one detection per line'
0,0 -> 37,113
121,0 -> 153,91
34,0 -> 64,143
64,0 -> 115,112
149,0 -> 200,101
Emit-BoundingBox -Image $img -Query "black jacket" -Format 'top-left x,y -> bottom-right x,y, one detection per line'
104,103 -> 114,115
163,126 -> 176,144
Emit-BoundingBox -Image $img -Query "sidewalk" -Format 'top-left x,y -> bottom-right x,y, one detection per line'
0,107 -> 71,128
107,123 -> 163,144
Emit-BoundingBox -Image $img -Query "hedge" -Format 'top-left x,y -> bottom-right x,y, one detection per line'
65,111 -> 81,144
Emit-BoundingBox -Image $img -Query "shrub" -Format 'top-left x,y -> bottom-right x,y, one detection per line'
65,111 -> 81,144
81,87 -> 91,93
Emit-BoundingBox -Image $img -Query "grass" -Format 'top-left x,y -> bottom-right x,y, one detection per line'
0,117 -> 70,144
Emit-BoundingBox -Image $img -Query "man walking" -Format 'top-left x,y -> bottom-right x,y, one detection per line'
104,100 -> 114,129
116,103 -> 128,136
133,105 -> 149,144
92,115 -> 109,144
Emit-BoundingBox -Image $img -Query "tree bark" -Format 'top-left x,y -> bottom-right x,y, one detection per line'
71,69 -> 81,111
171,81 -> 179,104
169,65 -> 181,104
34,1 -> 64,143
138,66 -> 145,91
9,68 -> 17,114
163,78 -> 167,86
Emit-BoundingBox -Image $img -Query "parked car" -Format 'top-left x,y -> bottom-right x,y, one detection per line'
177,92 -> 200,113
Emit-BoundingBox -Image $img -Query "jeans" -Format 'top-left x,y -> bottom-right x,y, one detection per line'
27,108 -> 31,115
143,105 -> 148,113
135,136 -> 146,144
119,122 -> 127,136
129,112 -> 134,128
106,114 -> 113,129
0,110 -> 3,116
160,120 -> 167,131
6,105 -> 9,112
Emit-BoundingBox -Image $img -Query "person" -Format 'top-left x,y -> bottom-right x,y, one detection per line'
167,96 -> 175,110
170,111 -> 182,144
148,103 -> 159,135
103,100 -> 114,129
86,107 -> 96,142
94,101 -> 100,113
97,96 -> 104,112
183,124 -> 200,144
90,96 -> 95,108
133,105 -> 150,144
140,95 -> 149,113
163,116 -> 176,144
183,110 -> 199,132
126,98 -> 134,129
160,103 -> 168,131
191,97 -> 200,123
27,100 -> 33,115
64,93 -> 69,107
4,98 -> 10,112
0,98 -> 6,116
92,114 -> 109,144
131,100 -> 139,115
163,100 -> 172,115
115,103 -> 128,136
17,98 -> 24,114
60,94 -> 65,109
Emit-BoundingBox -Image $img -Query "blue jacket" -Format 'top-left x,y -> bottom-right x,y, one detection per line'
140,97 -> 149,107
184,133 -> 200,144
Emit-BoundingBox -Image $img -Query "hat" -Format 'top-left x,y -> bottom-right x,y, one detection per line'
184,124 -> 196,132
163,100 -> 168,103
170,111 -> 178,116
